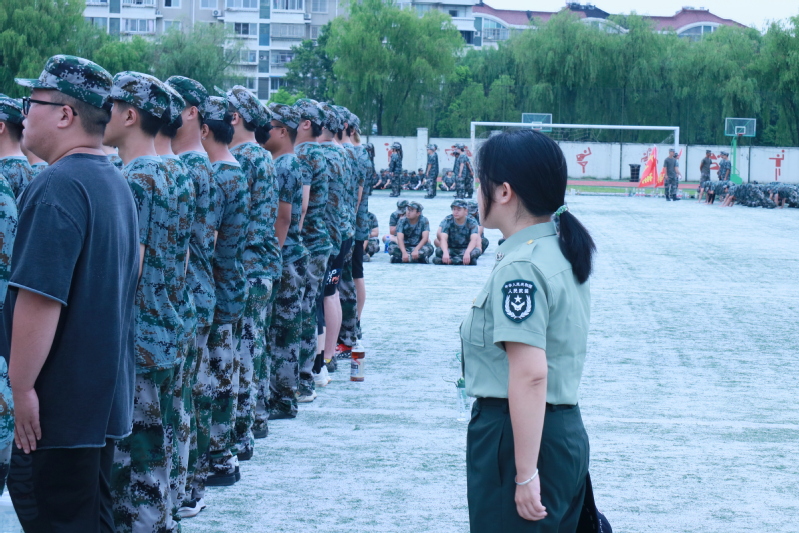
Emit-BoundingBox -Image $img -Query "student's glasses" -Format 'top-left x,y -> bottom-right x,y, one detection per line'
21,97 -> 78,116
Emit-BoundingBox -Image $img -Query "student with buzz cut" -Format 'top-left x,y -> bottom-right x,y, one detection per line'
103,70 -> 181,533
225,86 -> 279,463
198,96 -> 250,488
0,95 -> 36,200
4,54 -> 138,533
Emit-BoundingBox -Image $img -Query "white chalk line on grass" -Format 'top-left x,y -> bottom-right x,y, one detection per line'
587,415 -> 799,431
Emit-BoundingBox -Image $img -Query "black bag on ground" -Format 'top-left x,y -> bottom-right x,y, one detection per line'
576,472 -> 612,533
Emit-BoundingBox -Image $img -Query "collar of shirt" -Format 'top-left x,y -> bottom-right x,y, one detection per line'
496,221 -> 557,260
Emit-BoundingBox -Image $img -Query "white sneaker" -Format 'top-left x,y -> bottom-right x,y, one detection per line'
177,498 -> 207,518
313,366 -> 332,387
297,390 -> 317,403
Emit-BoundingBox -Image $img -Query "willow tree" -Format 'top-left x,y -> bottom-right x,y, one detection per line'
326,0 -> 462,135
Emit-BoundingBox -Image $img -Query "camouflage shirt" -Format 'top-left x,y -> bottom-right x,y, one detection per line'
180,151 -> 217,329
427,153 -> 439,179
108,153 -> 124,170
389,209 -> 404,228
0,176 -> 17,309
718,159 -> 731,180
209,161 -> 249,324
124,156 -> 181,372
31,162 -> 48,175
161,155 -> 197,344
231,142 -> 281,280
295,141 -> 331,255
341,143 -> 362,241
396,216 -> 430,248
353,145 -> 373,241
439,214 -> 479,249
274,153 -> 308,264
0,156 -> 35,201
367,211 -> 378,234
318,141 -> 349,256
388,151 -> 402,175
456,154 -> 472,179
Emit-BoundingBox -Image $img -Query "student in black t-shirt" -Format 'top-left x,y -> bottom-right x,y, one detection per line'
3,56 -> 139,532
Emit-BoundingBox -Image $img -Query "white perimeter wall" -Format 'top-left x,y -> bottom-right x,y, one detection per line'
362,130 -> 799,183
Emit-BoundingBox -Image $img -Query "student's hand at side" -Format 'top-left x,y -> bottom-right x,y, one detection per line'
14,388 -> 41,453
515,475 -> 547,521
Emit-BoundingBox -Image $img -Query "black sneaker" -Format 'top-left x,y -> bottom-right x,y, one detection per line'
253,426 -> 268,439
177,498 -> 207,519
237,447 -> 253,461
235,466 -> 241,483
325,356 -> 338,372
206,471 -> 236,487
269,410 -> 297,420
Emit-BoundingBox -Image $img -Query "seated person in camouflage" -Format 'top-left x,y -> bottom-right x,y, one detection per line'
433,199 -> 481,265
775,184 -> 799,208
385,199 -> 407,245
374,169 -> 390,190
389,201 -> 433,263
364,211 -> 380,260
441,169 -> 456,191
466,200 -> 489,252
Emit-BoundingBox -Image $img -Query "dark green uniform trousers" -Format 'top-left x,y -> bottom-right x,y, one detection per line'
467,398 -> 589,533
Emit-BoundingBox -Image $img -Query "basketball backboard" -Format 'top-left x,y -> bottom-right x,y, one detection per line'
521,113 -> 553,133
725,118 -> 756,137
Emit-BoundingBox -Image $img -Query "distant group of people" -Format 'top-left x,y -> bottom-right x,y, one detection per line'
371,143 -> 475,199
381,199 -> 489,265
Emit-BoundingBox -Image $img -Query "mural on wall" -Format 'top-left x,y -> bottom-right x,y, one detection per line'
576,148 -> 592,174
769,150 -> 785,181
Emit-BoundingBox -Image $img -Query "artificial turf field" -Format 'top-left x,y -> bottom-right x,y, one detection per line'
182,191 -> 799,533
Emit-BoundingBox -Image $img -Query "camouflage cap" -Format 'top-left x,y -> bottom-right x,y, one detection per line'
0,95 -> 24,124
202,96 -> 228,122
406,201 -> 423,212
451,199 -> 468,209
331,105 -> 350,127
292,98 -> 324,127
397,200 -> 408,209
223,85 -> 269,126
15,54 -> 112,109
166,76 -> 208,109
720,151 -> 728,156
163,83 -> 186,125
467,200 -> 479,214
110,71 -> 170,119
317,102 -> 342,132
349,114 -> 361,133
427,144 -> 437,151
268,102 -> 300,130
391,142 -> 402,150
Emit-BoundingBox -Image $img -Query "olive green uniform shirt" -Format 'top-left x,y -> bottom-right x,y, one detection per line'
460,222 -> 590,405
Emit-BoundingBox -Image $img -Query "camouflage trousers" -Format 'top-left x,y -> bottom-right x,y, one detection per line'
455,175 -> 466,198
432,246 -> 482,265
202,322 -> 240,473
390,173 -> 402,196
481,236 -> 489,252
464,175 -> 474,196
254,284 -> 279,433
338,245 -> 358,347
665,176 -> 678,198
188,328 -> 211,501
366,238 -> 381,257
299,250 -> 330,395
267,256 -> 308,417
234,277 -> 273,455
169,343 -> 193,516
112,367 -> 178,533
0,444 -> 9,496
425,175 -> 437,197
388,242 -> 434,263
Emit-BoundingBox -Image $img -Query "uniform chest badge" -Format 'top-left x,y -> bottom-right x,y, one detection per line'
502,280 -> 536,322
496,252 -> 504,261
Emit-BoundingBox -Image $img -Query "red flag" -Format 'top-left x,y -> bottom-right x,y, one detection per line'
639,146 -> 658,187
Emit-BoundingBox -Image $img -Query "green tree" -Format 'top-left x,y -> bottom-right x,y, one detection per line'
325,0 -> 462,135
267,87 -> 306,105
92,37 -> 153,78
284,25 -> 336,100
0,0 -> 104,96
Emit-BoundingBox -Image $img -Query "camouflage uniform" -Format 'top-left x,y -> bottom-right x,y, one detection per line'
267,151 -> 308,417
467,201 -> 489,252
433,213 -> 481,265
366,212 -> 380,257
425,146 -> 439,198
389,214 -> 434,263
0,176 -> 16,495
230,137 -> 280,459
30,161 -> 47,175
442,171 -> 456,191
338,142 -> 364,349
388,149 -> 403,197
455,149 -> 473,198
389,201 -> 407,230
0,157 -> 35,202
201,159 -> 250,481
318,141 -> 348,258
718,158 -> 731,181
108,153 -> 124,170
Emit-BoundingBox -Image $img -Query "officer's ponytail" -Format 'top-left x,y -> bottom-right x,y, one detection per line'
476,129 -> 595,284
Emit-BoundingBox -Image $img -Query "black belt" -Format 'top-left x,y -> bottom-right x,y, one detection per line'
476,397 -> 576,412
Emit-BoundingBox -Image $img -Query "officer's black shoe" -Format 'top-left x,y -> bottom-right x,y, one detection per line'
665,196 -> 671,201
237,448 -> 253,461
235,466 -> 241,482
253,426 -> 268,439
269,410 -> 297,420
424,195 -> 432,199
672,196 -> 681,201
206,471 -> 236,487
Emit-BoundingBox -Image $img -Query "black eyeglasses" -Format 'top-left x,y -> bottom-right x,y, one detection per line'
21,97 -> 78,116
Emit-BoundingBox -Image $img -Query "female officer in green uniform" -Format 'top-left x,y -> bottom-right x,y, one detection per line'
461,130 -> 596,532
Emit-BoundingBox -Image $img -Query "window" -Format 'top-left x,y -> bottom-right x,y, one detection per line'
85,0 -> 108,5
271,23 -> 304,39
482,19 -> 508,41
415,4 -> 430,15
271,77 -> 282,91
164,0 -> 180,6
85,17 -> 108,29
311,0 -> 326,13
164,20 -> 182,31
227,0 -> 258,8
109,17 -> 121,34
122,0 -> 155,5
310,25 -> 321,39
258,51 -> 270,73
460,30 -> 473,44
238,49 -> 257,62
123,18 -> 155,33
245,78 -> 256,90
678,24 -> 716,42
230,22 -> 257,36
200,0 -> 216,7
259,0 -> 270,18
258,83 -> 271,100
272,0 -> 303,10
259,23 -> 270,45
270,51 -> 294,66
448,8 -> 460,17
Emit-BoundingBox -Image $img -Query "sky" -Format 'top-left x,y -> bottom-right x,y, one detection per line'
485,0 -> 798,29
